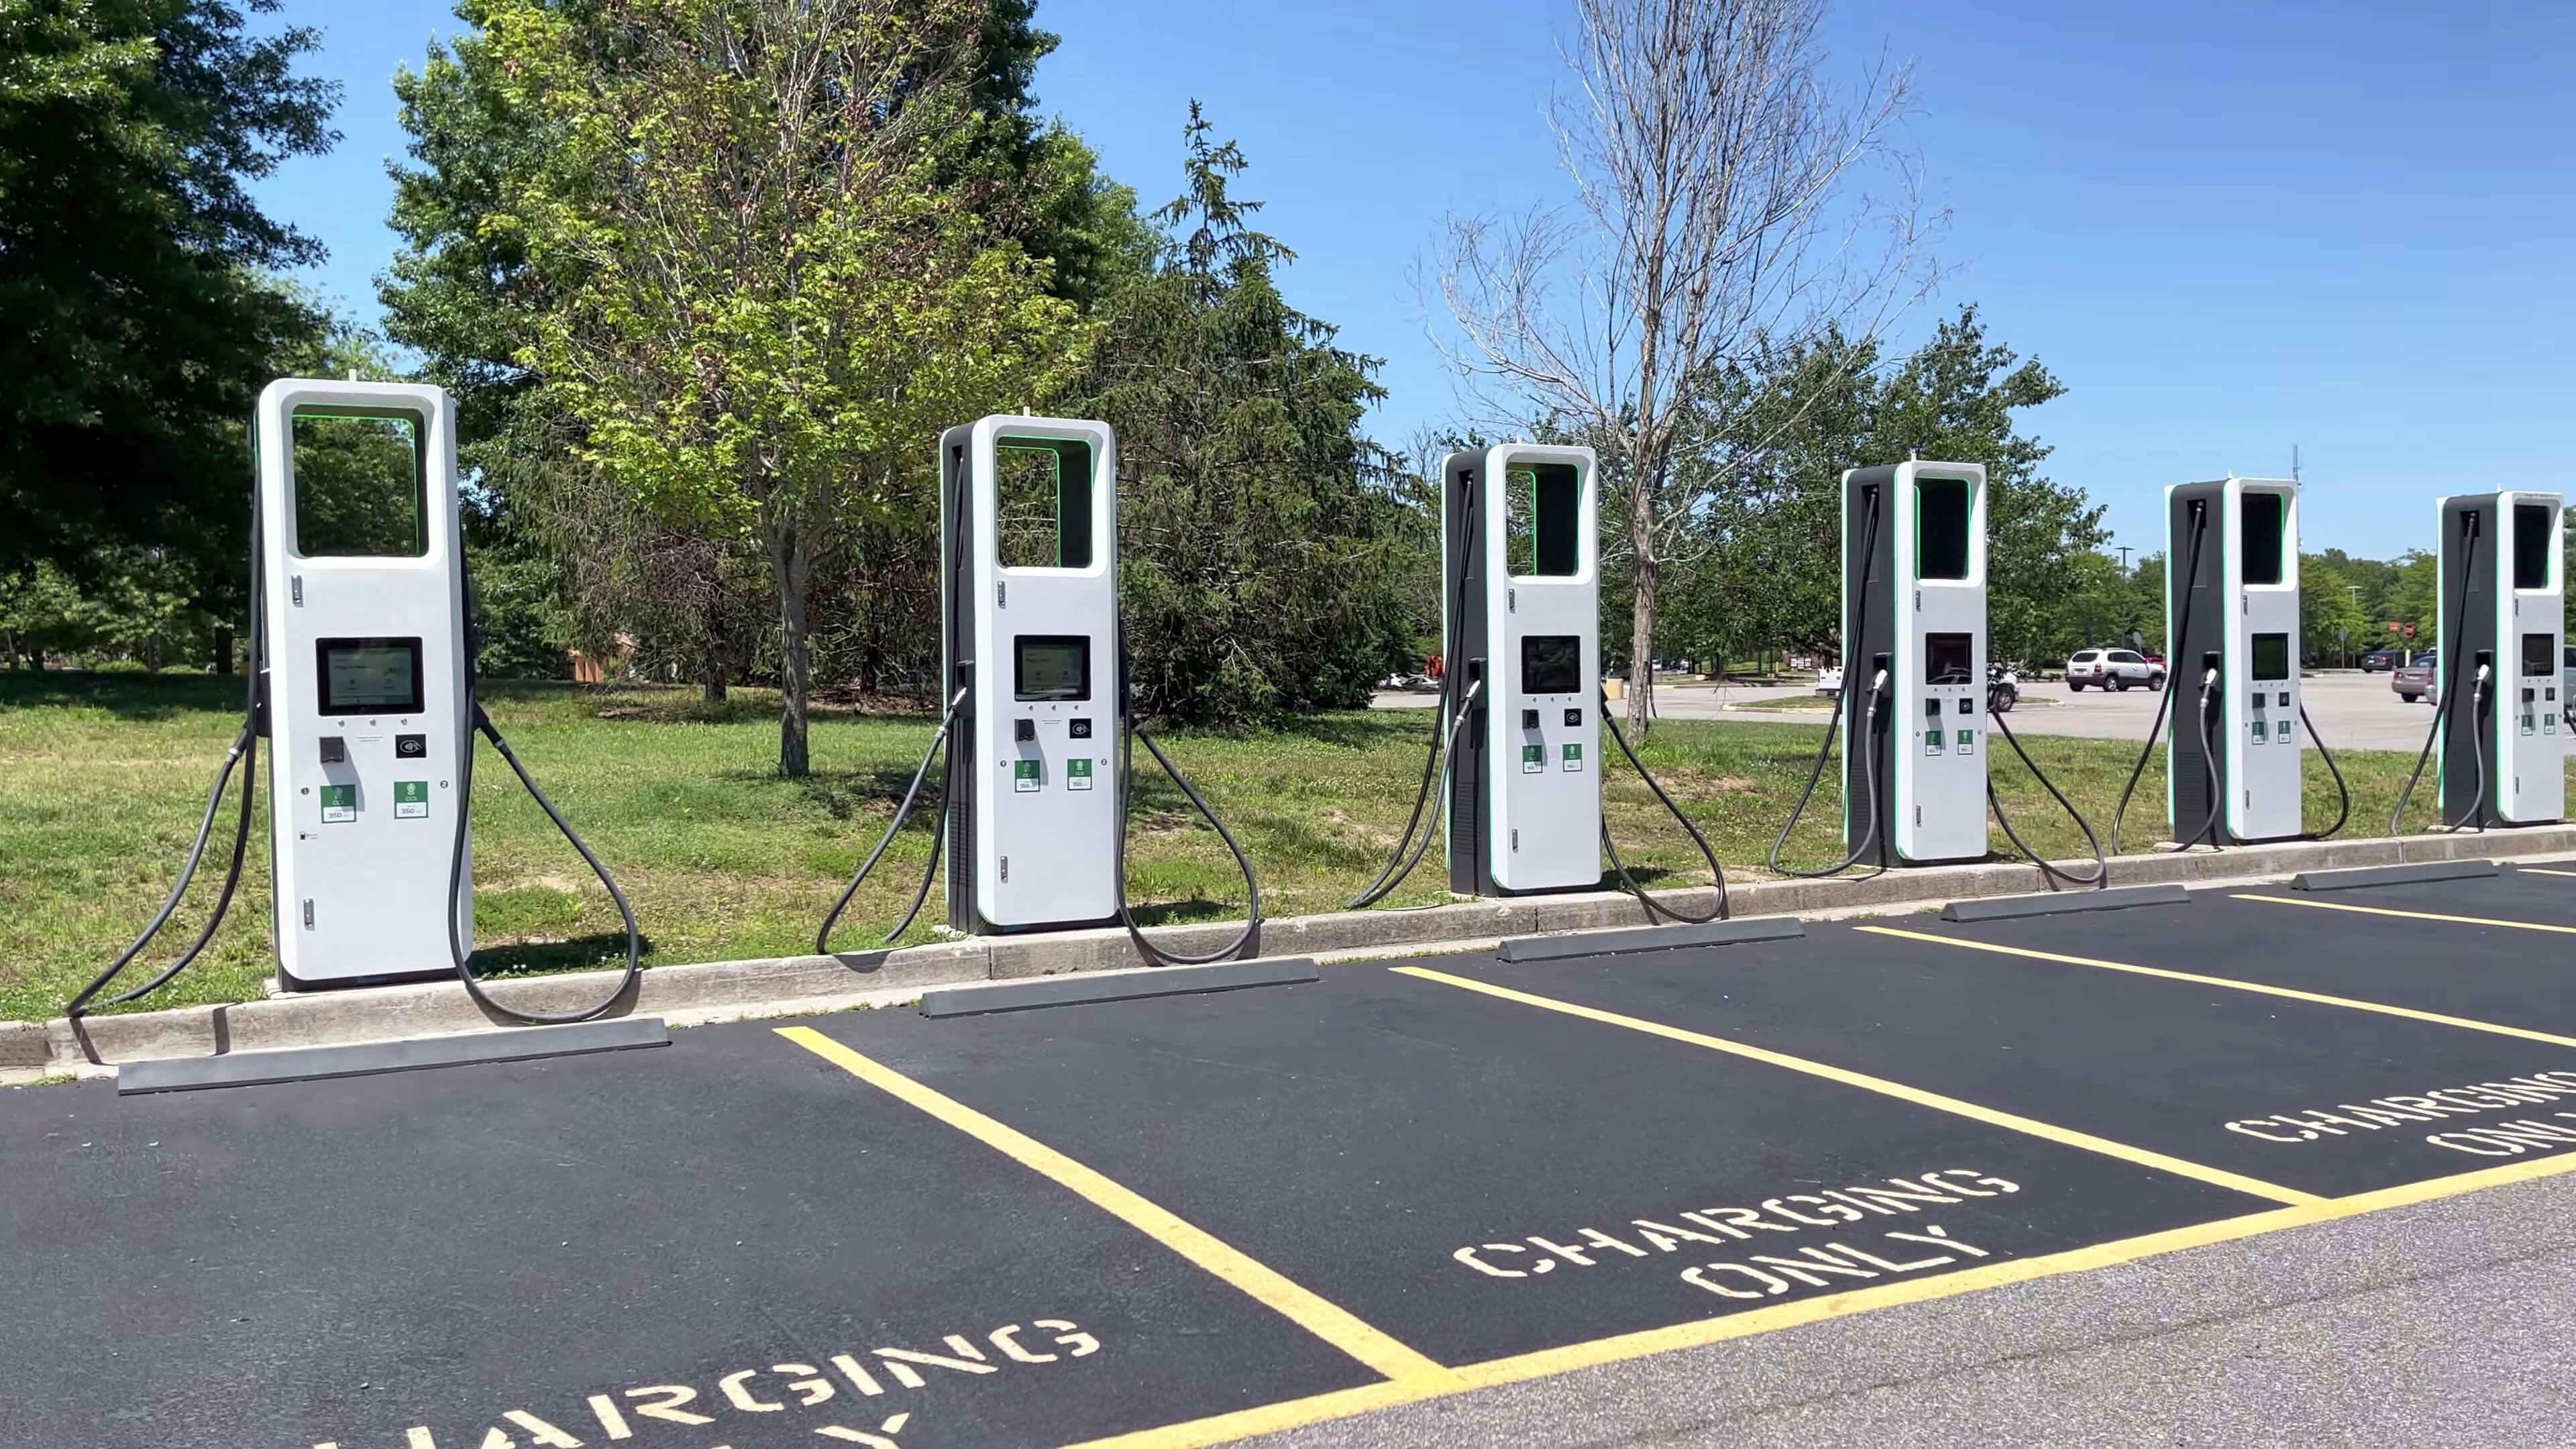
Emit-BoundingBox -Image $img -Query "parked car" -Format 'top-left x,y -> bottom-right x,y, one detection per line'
2361,647 -> 2405,672
2392,652 -> 2437,704
2065,647 -> 2166,692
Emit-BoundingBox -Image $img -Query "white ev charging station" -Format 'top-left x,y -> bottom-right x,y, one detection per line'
941,416 -> 1120,933
818,416 -> 1260,966
2162,477 -> 2306,845
79,379 -> 642,1037
2420,492 -> 2565,830
1446,443 -> 1604,896
1768,461 -> 2104,883
258,381 -> 474,987
1842,461 -> 1990,867
1346,443 -> 1722,918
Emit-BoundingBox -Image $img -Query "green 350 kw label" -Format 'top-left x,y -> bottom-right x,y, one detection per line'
319,784 -> 357,824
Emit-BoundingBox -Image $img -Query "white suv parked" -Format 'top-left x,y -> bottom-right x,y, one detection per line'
2065,647 -> 2165,692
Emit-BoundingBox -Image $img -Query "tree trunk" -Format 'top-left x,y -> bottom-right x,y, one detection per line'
213,627 -> 235,676
701,588 -> 727,703
1627,505 -> 1658,737
769,517 -> 812,777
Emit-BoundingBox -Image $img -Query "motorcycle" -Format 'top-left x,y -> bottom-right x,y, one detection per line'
1986,663 -> 2019,715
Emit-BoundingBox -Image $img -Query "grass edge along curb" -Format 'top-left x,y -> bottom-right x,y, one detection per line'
11,824 -> 2571,1079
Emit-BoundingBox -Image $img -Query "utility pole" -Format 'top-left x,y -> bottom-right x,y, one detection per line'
2292,445 -> 2301,484
2116,544 -> 2133,570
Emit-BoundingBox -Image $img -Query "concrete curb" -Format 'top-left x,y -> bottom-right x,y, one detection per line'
13,824 -> 2574,1080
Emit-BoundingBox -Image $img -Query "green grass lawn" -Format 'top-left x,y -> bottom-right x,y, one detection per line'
0,670 -> 2483,1021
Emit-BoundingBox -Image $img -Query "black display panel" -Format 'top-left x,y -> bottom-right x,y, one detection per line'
1916,476 -> 1971,581
1924,632 -> 1973,684
2251,632 -> 2290,682
1521,634 -> 1582,694
1014,635 -> 1091,701
2524,631 -> 2555,679
2241,490 -> 2286,586
316,637 -> 425,715
2516,503 -> 2553,590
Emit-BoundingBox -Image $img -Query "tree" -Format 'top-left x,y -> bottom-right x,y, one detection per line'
2301,554 -> 2369,666
1434,0 -> 1933,732
1,0 -> 337,588
1656,307 -> 2094,668
484,0 -> 1085,774
1077,107 -> 1424,724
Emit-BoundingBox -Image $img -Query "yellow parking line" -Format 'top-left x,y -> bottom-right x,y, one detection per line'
1392,966 -> 2318,1207
1860,924 -> 2576,1052
775,1026 -> 1453,1387
2517,867 -> 2576,879
1063,1149 -> 2576,1449
2233,891 -> 2576,936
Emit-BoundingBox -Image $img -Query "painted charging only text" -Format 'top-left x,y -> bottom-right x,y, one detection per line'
1453,1168 -> 2015,1303
305,1316 -> 1099,1449
2222,1071 -> 2576,1153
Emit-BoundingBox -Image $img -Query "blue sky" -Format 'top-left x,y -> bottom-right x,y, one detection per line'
249,0 -> 2575,561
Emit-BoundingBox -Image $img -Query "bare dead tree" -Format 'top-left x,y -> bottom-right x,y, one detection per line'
1434,0 -> 1938,731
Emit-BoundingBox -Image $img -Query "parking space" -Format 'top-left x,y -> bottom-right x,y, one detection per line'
0,1024 -> 1371,1449
13,868 -> 2576,1448
794,965 -> 2261,1373
1904,868 -> 2576,1040
1440,920 -> 2576,1198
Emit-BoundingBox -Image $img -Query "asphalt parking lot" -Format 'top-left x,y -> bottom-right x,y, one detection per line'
11,867 -> 2576,1448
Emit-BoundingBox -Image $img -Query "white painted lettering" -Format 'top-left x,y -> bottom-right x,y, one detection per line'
988,1326 -> 1059,1363
584,1394 -> 633,1440
1886,1224 -> 1990,1258
623,1387 -> 712,1426
1577,1226 -> 1650,1258
1761,1197 -> 1842,1227
831,1353 -> 887,1396
1830,1242 -> 1953,1273
720,1369 -> 783,1412
1454,1244 -> 1534,1278
1750,1246 -> 1879,1285
1680,1262 -> 1792,1299
773,1364 -> 835,1406
2226,1120 -> 2312,1142
2428,1130 -> 2522,1156
1036,1319 -> 1100,1358
1528,1234 -> 1601,1267
1630,1218 -> 1727,1250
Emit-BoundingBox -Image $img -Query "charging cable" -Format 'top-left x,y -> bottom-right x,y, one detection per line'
815,686 -> 967,953
1350,482 -> 1479,910
1112,630 -> 1263,967
1597,686 -> 1730,922
1984,706 -> 2107,890
2392,519 -> 2483,835
1768,666 -> 1892,880
2110,505 -> 2206,854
